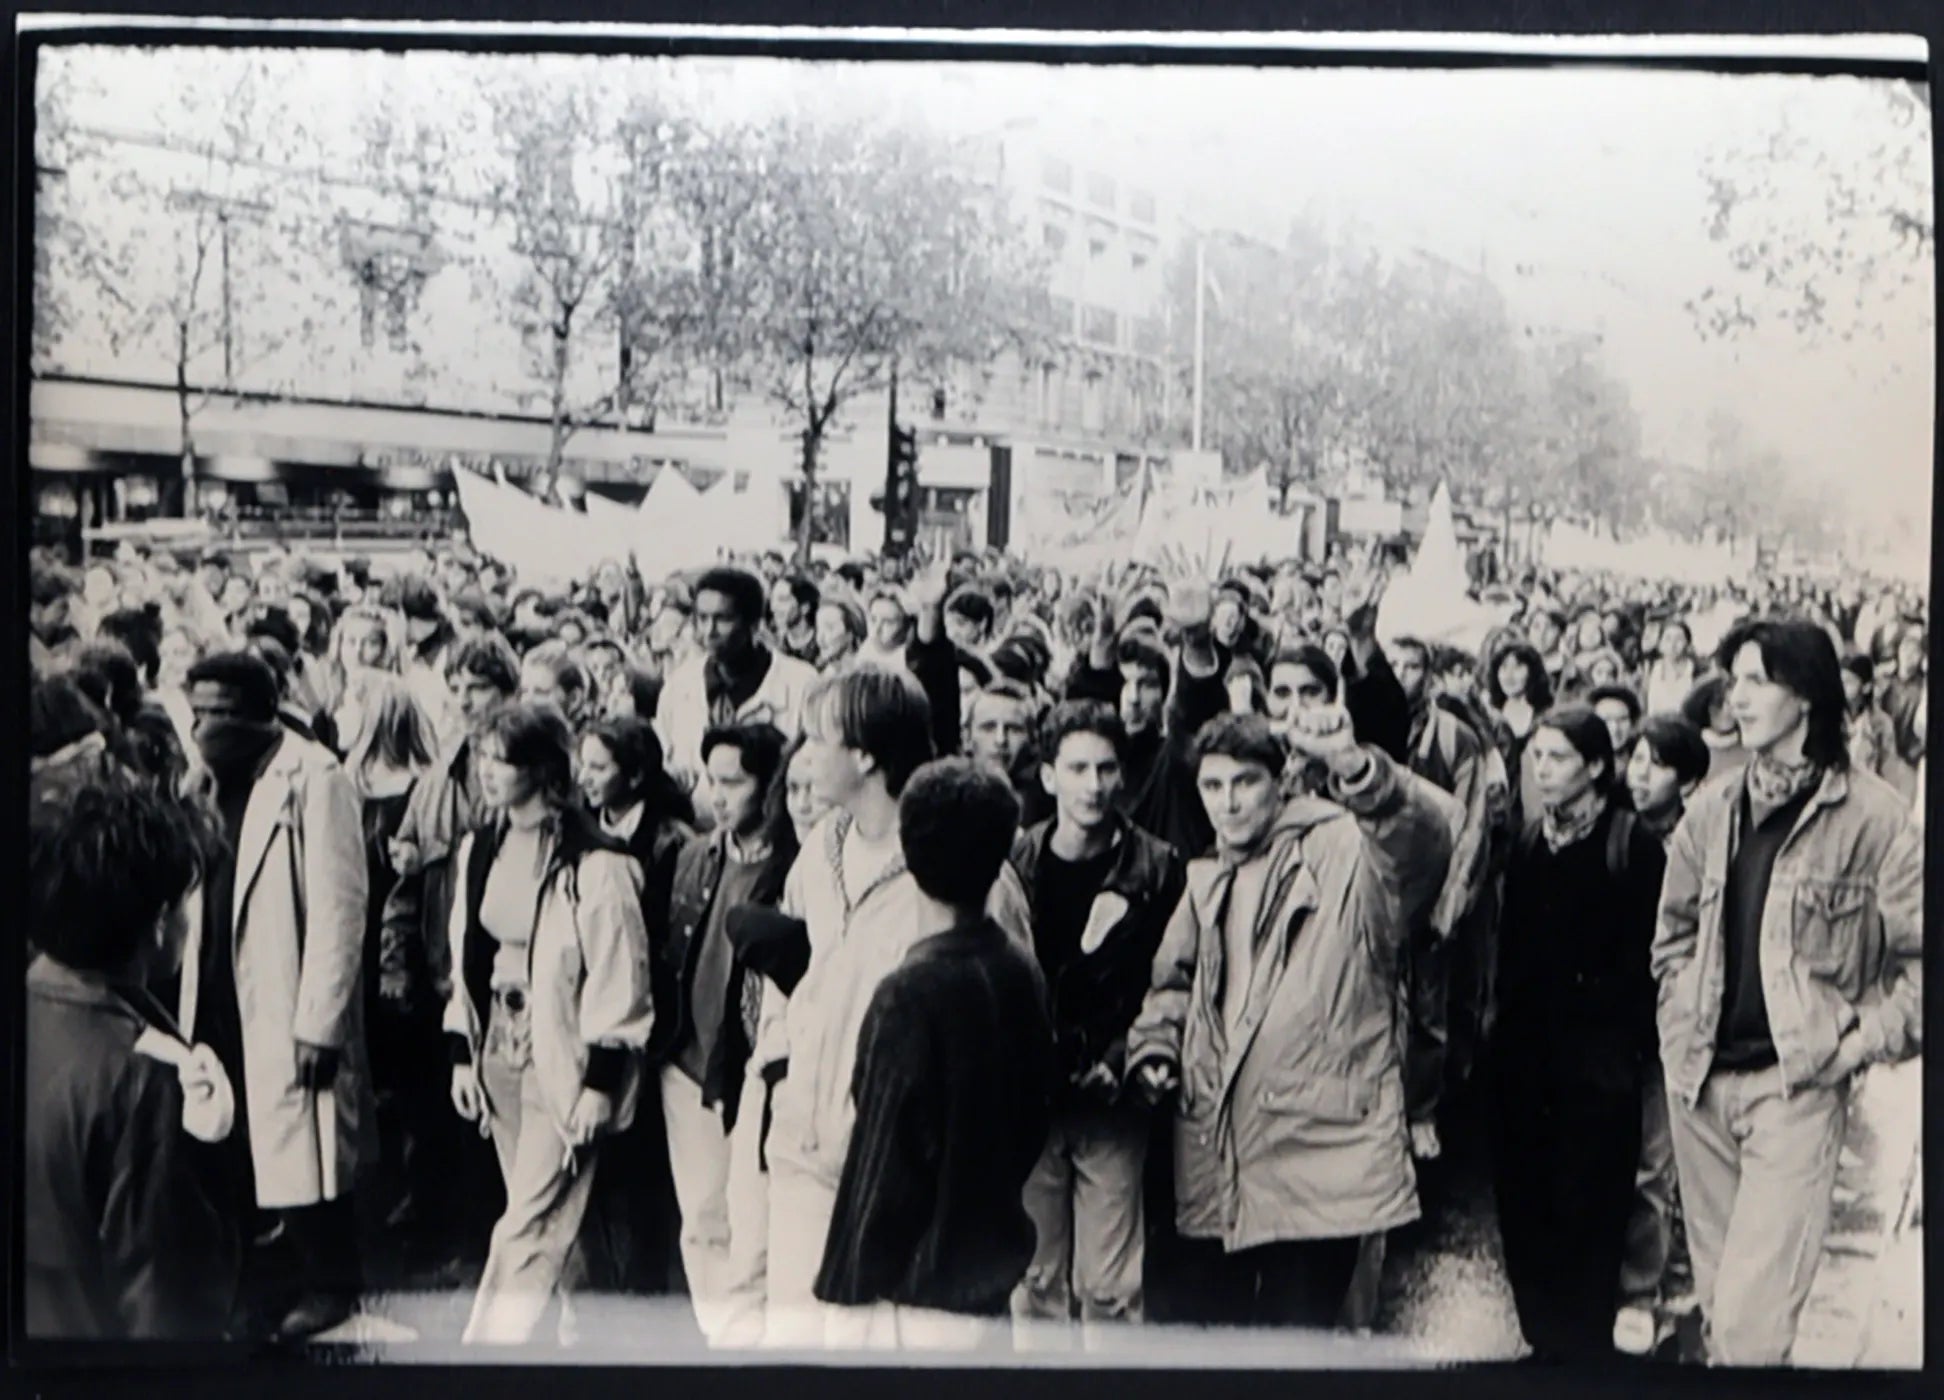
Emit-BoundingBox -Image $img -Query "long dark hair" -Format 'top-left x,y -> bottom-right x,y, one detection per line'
478,702 -> 625,861
583,715 -> 697,828
1715,618 -> 1850,770
1488,640 -> 1555,711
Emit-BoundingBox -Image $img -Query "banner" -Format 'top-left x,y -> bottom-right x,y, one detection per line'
1377,481 -> 1498,652
1012,465 -> 1150,570
451,467 -> 584,583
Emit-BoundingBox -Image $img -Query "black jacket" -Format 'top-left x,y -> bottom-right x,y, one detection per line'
23,959 -> 237,1340
1494,804 -> 1668,1095
906,630 -> 963,759
618,811 -> 696,1060
659,828 -> 791,1118
814,919 -> 1056,1317
1009,817 -> 1186,1093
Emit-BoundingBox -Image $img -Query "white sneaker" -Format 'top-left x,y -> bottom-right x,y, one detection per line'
1410,1122 -> 1442,1160
1613,1306 -> 1658,1356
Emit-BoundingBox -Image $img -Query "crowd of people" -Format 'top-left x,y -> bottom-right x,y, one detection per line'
22,524 -> 1926,1366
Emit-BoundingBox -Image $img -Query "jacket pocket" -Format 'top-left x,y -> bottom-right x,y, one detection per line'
1791,878 -> 1869,981
1258,1072 -> 1376,1127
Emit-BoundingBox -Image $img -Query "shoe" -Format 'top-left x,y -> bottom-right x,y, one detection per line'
276,1292 -> 357,1343
1410,1122 -> 1442,1161
1613,1305 -> 1658,1356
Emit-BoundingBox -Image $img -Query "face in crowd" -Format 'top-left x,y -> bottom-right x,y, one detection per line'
696,587 -> 757,668
868,596 -> 910,652
1529,724 -> 1605,810
1496,652 -> 1533,703
769,579 -> 801,634
1593,696 -> 1638,755
815,604 -> 857,667
1626,739 -> 1686,818
1392,643 -> 1429,707
1266,660 -> 1332,725
785,741 -> 833,840
473,731 -> 536,812
967,691 -> 1033,772
1117,659 -> 1167,738
576,733 -> 628,815
1198,752 -> 1281,856
1044,728 -> 1122,834
705,741 -> 767,840
1727,642 -> 1806,756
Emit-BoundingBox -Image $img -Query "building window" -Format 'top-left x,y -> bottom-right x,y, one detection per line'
1131,251 -> 1150,275
1082,305 -> 1118,347
1089,237 -> 1109,263
1042,156 -> 1073,194
1082,370 -> 1105,432
1048,296 -> 1076,335
1129,189 -> 1157,223
1087,172 -> 1116,210
1043,223 -> 1067,252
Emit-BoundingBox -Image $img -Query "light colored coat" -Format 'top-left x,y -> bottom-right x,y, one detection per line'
442,832 -> 654,1136
752,809 -> 1034,1192
1127,748 -> 1452,1250
656,648 -> 819,781
178,735 -> 372,1211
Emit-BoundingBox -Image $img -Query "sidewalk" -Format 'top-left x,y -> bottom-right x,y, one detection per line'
1791,1056 -> 1923,1369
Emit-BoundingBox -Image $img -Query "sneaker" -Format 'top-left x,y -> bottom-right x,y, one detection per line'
1613,1305 -> 1659,1356
1410,1122 -> 1443,1161
277,1291 -> 357,1343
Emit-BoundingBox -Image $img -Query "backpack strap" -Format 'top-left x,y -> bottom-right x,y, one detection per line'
1606,808 -> 1636,881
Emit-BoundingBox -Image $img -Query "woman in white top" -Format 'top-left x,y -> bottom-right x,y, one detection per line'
443,702 -> 653,1345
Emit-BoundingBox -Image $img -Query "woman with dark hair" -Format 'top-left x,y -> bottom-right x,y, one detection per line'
655,721 -> 799,1344
571,717 -> 696,1301
1487,639 -> 1555,829
1490,704 -> 1667,1362
442,703 -> 654,1345
1680,673 -> 1751,786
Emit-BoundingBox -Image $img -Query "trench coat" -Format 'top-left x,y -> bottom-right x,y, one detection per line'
178,734 -> 373,1211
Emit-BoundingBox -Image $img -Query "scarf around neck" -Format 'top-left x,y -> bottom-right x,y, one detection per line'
1747,752 -> 1823,812
1540,784 -> 1606,853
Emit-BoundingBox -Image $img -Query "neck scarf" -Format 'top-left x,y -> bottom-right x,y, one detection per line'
1747,752 -> 1823,810
1541,784 -> 1606,853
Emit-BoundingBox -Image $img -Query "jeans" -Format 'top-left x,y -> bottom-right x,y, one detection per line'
466,991 -> 601,1345
1013,1100 -> 1149,1340
1666,1064 -> 1849,1366
1618,1073 -> 1676,1306
1169,1236 -> 1364,1330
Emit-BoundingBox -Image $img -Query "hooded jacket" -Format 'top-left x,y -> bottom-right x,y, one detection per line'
1126,747 -> 1452,1250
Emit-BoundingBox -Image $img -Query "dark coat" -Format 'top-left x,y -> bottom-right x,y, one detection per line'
24,958 -> 238,1340
619,809 -> 696,1055
660,828 -> 792,1118
813,920 -> 1056,1317
1494,802 -> 1667,1095
1063,659 -> 1227,859
1009,816 -> 1187,1091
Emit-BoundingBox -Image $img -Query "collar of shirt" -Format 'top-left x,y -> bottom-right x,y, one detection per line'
603,800 -> 646,841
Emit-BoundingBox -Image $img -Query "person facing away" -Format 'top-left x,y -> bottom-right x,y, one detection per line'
25,777 -> 239,1340
1652,618 -> 1922,1366
1124,707 -> 1451,1333
812,758 -> 1058,1352
1007,701 -> 1187,1342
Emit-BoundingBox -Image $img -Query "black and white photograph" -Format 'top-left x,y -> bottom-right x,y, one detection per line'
14,17 -> 1931,1373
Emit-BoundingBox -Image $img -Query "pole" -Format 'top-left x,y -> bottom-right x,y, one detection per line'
884,359 -> 899,556
1192,236 -> 1206,453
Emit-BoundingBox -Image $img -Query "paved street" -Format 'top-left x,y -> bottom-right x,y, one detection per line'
314,1060 -> 1920,1367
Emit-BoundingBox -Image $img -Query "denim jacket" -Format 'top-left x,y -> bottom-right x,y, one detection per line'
1651,763 -> 1923,1107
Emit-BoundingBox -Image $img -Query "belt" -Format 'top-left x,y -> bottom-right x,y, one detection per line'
493,987 -> 528,1013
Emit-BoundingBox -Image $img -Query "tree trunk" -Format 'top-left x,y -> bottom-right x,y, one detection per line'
547,321 -> 573,478
176,321 -> 197,518
794,425 -> 820,565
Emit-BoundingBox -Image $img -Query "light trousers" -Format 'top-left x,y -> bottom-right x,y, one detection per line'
466,1001 -> 599,1346
660,1065 -> 735,1344
1666,1064 -> 1849,1366
1012,1100 -> 1148,1343
1618,1072 -> 1677,1305
716,1072 -> 772,1348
